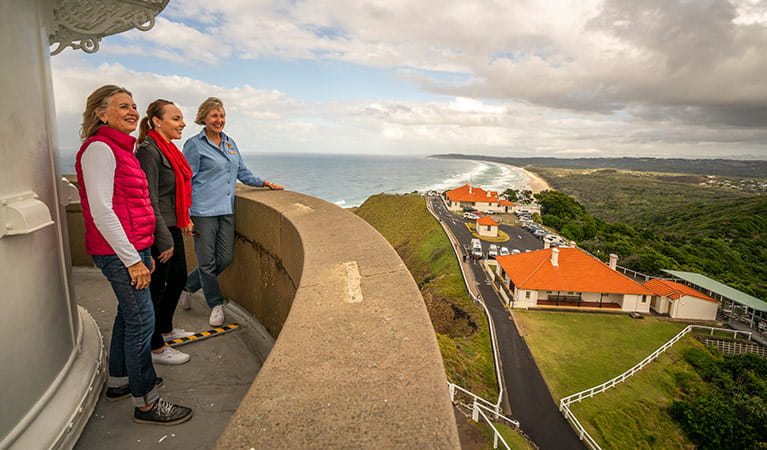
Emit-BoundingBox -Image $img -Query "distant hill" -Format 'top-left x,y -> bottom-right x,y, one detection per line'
430,154 -> 767,178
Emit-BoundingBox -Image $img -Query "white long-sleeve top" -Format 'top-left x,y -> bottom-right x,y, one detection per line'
80,141 -> 141,267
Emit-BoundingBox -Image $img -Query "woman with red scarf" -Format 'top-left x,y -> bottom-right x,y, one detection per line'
136,99 -> 196,366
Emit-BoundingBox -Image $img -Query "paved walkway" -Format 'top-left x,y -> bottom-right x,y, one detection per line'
426,195 -> 585,450
72,266 -> 264,449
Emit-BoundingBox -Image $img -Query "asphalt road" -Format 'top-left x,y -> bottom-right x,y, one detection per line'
428,196 -> 585,450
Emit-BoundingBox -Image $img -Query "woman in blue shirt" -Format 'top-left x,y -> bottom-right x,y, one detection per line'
182,97 -> 283,327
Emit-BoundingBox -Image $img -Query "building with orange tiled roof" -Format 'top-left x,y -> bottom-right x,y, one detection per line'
643,278 -> 719,320
476,215 -> 499,237
444,184 -> 515,213
494,247 -> 653,312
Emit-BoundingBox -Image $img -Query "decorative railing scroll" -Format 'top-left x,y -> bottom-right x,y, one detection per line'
49,0 -> 169,55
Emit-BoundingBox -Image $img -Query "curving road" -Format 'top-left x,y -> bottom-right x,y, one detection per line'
427,195 -> 585,450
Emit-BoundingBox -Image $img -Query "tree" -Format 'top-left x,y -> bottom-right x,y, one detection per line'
502,188 -> 519,202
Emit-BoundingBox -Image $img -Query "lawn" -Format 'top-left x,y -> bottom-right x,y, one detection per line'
568,336 -> 701,449
513,310 -> 698,448
513,311 -> 688,398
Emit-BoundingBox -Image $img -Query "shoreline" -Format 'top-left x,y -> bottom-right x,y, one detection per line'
518,166 -> 552,193
496,163 -> 550,193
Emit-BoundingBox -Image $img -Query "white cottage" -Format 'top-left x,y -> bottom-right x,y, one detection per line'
644,278 -> 719,321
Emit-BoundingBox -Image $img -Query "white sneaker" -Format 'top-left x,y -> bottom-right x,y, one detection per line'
162,328 -> 195,342
178,292 -> 192,310
151,345 -> 190,365
209,305 -> 225,327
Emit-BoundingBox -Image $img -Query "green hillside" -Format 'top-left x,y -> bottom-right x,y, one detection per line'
355,194 -> 498,399
531,181 -> 767,301
532,167 -> 753,225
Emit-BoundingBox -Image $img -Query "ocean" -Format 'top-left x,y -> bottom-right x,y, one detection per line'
59,153 -> 534,208
242,153 -> 533,207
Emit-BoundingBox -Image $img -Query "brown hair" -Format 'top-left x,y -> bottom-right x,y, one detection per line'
138,99 -> 175,143
194,97 -> 224,125
80,85 -> 132,140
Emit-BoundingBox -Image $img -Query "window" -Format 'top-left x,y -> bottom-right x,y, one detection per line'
525,291 -> 531,299
486,226 -> 491,231
642,295 -> 647,303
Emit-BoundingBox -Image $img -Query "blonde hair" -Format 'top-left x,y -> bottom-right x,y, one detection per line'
195,97 -> 224,126
80,85 -> 132,140
138,99 -> 175,143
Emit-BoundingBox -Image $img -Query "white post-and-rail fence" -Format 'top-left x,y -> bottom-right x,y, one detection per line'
448,382 -> 520,450
558,325 -> 751,449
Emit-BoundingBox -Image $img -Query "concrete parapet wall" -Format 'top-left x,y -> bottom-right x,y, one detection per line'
66,186 -> 459,448
217,187 -> 459,448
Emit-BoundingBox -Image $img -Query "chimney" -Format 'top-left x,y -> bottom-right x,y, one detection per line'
544,240 -> 550,249
609,253 -> 618,270
468,183 -> 472,194
551,248 -> 559,266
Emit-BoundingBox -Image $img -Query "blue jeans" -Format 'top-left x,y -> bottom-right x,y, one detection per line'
93,248 -> 159,408
186,215 -> 234,309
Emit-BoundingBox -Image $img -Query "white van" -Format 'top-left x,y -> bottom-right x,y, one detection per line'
488,244 -> 498,259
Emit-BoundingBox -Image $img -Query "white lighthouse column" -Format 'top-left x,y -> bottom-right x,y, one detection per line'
0,1 -> 168,447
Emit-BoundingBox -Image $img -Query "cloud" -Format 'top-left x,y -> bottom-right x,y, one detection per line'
50,1 -> 767,162
149,0 -> 767,132
111,17 -> 229,65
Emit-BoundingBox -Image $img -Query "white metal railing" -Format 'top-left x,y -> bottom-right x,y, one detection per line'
448,382 -> 519,450
425,196 -> 506,411
558,325 -> 752,449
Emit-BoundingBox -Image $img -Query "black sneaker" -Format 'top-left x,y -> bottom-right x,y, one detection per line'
105,377 -> 164,402
133,398 -> 193,425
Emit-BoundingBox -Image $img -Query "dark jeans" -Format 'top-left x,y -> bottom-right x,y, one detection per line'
93,248 -> 159,408
185,215 -> 234,308
150,226 -> 187,350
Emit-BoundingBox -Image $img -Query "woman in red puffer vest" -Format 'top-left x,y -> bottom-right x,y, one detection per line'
75,85 -> 192,426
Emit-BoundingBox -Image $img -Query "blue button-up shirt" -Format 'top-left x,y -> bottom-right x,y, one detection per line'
183,129 -> 264,216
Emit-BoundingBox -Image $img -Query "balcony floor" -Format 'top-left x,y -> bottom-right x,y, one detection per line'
72,266 -> 263,449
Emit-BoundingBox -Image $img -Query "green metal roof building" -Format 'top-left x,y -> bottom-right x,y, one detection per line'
662,269 -> 767,328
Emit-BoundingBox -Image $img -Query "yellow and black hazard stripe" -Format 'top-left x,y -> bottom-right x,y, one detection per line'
167,324 -> 240,347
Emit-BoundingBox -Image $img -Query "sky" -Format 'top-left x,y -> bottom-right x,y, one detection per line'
51,0 -> 767,160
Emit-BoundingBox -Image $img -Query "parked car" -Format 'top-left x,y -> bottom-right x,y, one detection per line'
462,207 -> 478,212
512,249 -> 521,254
471,238 -> 481,248
488,244 -> 498,259
533,229 -> 547,238
483,210 -> 496,215
499,247 -> 510,256
463,212 -> 480,220
471,245 -> 483,259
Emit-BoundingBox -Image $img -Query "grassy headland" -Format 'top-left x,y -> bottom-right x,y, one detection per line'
355,194 -> 498,400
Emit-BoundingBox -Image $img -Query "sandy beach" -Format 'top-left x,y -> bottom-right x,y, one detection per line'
516,166 -> 552,193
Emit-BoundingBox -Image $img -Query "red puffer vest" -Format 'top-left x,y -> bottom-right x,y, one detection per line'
75,126 -> 155,255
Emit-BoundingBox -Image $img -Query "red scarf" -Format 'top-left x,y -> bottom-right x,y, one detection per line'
147,129 -> 192,228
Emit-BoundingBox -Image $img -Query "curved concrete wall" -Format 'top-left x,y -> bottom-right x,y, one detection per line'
215,188 -> 460,448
